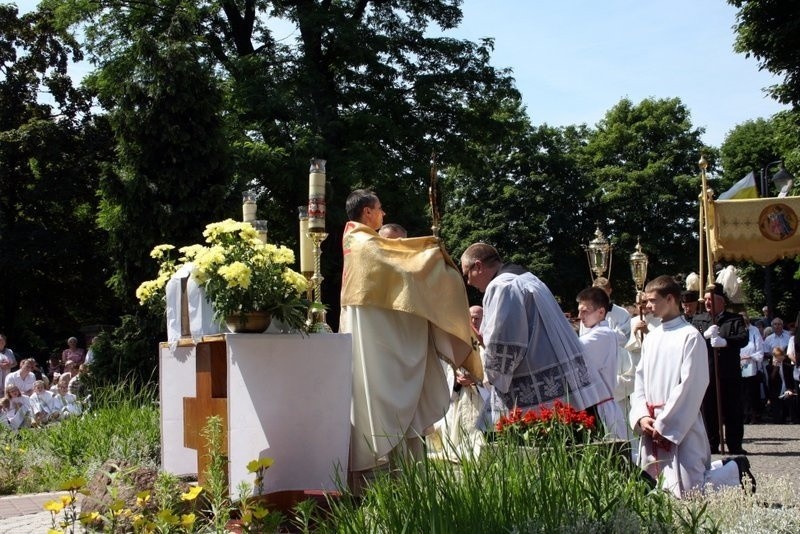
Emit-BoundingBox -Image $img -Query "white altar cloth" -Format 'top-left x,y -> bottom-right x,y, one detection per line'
159,333 -> 352,498
226,334 -> 352,495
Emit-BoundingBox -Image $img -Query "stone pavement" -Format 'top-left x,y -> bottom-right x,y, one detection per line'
0,424 -> 798,532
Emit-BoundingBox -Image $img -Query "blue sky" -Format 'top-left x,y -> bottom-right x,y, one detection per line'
444,0 -> 786,146
15,0 -> 787,146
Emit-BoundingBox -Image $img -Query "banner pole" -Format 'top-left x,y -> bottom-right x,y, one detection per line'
699,156 -> 726,454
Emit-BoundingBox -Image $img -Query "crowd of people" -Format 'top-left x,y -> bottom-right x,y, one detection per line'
341,188 -> 777,498
0,334 -> 91,430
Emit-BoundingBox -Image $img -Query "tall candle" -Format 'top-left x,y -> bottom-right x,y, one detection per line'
242,190 -> 257,223
298,206 -> 314,273
308,158 -> 327,231
253,220 -> 268,244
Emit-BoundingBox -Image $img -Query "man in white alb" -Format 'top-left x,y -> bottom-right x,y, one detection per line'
576,287 -> 628,440
630,275 -> 740,498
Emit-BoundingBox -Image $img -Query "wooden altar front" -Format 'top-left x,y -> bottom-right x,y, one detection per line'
160,333 -> 352,497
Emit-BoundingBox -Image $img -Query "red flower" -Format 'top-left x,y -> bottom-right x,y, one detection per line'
495,401 -> 595,443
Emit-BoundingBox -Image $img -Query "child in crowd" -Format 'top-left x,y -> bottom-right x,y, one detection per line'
30,379 -> 59,426
52,380 -> 82,418
3,384 -> 32,430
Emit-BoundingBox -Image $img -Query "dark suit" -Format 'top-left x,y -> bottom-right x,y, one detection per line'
767,360 -> 797,423
692,310 -> 748,452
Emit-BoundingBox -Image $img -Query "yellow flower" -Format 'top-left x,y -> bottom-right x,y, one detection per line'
79,511 -> 100,525
274,245 -> 295,265
283,269 -> 308,294
218,261 -> 252,289
136,490 -> 151,507
109,499 -> 125,514
180,513 -> 197,528
181,485 -> 203,501
247,456 -> 275,472
135,279 -> 162,305
59,476 -> 86,491
59,495 -> 74,507
149,244 -> 175,259
179,244 -> 206,262
43,500 -> 65,513
47,529 -> 64,534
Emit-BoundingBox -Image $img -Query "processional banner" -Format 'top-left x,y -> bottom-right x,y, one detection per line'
708,197 -> 800,265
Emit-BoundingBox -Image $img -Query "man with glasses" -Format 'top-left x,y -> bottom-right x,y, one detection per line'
460,243 -> 603,413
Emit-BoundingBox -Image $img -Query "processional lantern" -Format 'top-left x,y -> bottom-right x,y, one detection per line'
584,226 -> 613,282
629,238 -> 649,294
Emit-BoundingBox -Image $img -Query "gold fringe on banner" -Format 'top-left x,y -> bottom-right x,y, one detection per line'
708,197 -> 800,265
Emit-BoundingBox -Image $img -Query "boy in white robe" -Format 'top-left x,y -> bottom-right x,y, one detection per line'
577,287 -> 628,441
630,275 -> 740,498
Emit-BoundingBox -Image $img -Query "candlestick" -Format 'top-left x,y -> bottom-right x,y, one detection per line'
242,190 -> 257,223
308,158 -> 326,232
298,206 -> 314,274
307,231 -> 332,333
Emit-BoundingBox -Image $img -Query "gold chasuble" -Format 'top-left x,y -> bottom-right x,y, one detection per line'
709,197 -> 800,265
341,221 -> 481,378
341,221 -> 481,472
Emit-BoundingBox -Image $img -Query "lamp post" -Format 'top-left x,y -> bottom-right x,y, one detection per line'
760,160 -> 796,318
584,226 -> 613,282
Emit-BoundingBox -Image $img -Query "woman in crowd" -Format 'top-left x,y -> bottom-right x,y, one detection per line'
0,334 -> 17,387
61,337 -> 85,367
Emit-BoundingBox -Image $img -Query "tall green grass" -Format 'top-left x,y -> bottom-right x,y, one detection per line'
317,430 -> 685,533
0,380 -> 160,494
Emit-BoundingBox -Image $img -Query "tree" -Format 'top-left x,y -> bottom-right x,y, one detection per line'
53,0 -> 520,330
0,4 -> 115,353
579,97 -> 709,303
441,94 -> 594,306
729,0 -> 800,107
718,117 -> 780,193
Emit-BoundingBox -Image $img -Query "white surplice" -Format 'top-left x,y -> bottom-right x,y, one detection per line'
629,316 -> 712,497
579,321 -> 628,440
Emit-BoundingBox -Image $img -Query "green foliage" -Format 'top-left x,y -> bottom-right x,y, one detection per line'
729,0 -> 800,107
200,415 -> 231,532
719,118 -> 780,190
318,439 -> 683,532
0,4 -> 117,350
87,314 -> 162,387
580,97 -> 708,303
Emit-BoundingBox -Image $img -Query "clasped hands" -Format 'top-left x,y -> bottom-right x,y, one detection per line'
703,325 -> 728,348
638,416 -> 673,450
455,372 -> 477,387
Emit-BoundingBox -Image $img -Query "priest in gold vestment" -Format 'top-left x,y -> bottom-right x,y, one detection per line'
340,190 -> 480,478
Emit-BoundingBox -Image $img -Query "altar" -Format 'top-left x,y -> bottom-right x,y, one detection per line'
159,333 -> 352,498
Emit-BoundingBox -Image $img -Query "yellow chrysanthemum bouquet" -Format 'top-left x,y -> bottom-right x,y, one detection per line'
136,219 -> 310,332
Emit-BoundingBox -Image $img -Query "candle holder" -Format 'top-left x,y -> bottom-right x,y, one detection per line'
307,230 -> 332,333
